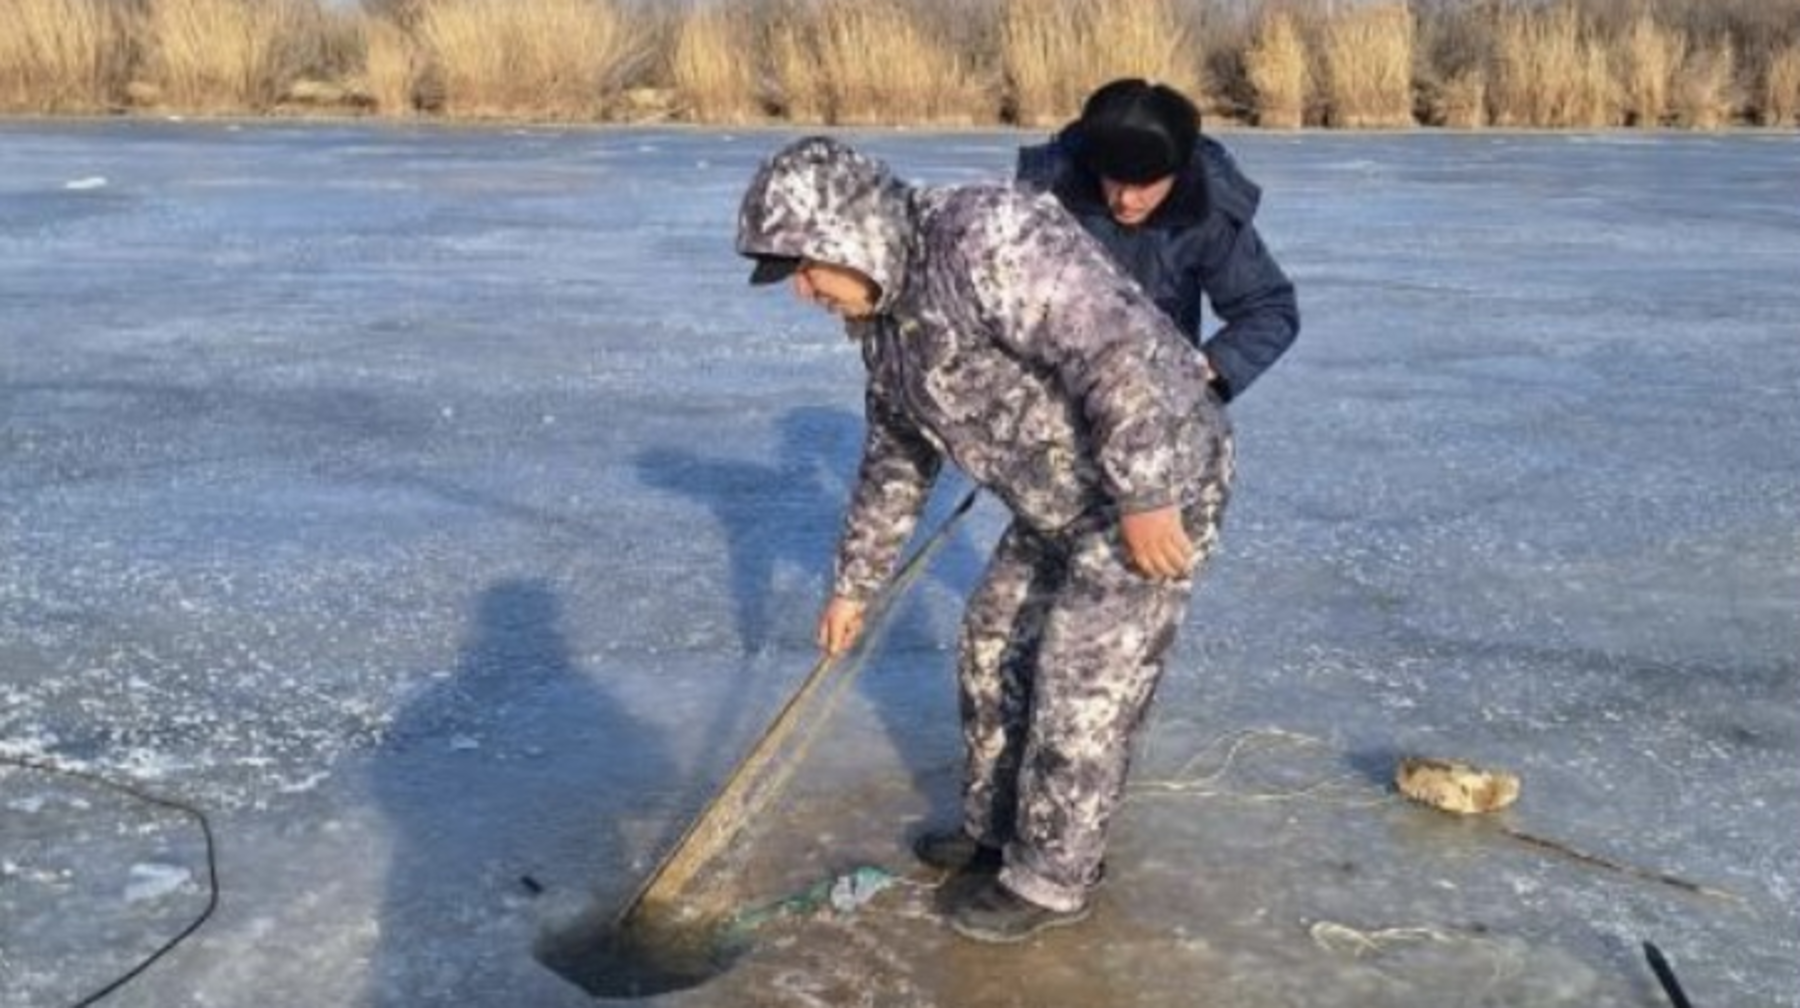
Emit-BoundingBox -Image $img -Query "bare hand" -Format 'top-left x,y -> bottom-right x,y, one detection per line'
1120,505 -> 1193,580
817,596 -> 868,657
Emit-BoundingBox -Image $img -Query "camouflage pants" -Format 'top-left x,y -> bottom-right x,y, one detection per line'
957,436 -> 1233,912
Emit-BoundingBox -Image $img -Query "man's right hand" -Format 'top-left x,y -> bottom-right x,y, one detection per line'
1120,504 -> 1194,580
817,595 -> 868,657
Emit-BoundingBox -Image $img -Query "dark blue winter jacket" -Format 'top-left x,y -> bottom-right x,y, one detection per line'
1017,132 -> 1299,402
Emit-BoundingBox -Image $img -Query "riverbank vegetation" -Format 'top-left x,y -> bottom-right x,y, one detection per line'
3,0 -> 1798,127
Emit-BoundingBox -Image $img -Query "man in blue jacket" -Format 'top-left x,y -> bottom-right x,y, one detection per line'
1017,79 -> 1300,403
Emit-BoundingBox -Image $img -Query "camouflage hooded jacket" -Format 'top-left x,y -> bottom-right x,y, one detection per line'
737,137 -> 1230,603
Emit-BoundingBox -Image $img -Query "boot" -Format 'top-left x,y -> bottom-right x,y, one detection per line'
949,878 -> 1091,943
911,828 -> 1003,873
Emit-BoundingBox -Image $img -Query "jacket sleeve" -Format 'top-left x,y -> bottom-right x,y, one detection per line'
1194,219 -> 1299,402
832,363 -> 942,602
1013,140 -> 1060,192
967,194 -> 1211,515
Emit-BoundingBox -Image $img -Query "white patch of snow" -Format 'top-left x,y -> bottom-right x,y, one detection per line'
124,862 -> 193,903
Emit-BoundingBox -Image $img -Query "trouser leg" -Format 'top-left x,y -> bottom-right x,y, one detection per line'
955,520 -> 1062,847
999,466 -> 1233,912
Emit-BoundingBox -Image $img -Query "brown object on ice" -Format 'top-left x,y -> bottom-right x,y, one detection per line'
1395,756 -> 1521,814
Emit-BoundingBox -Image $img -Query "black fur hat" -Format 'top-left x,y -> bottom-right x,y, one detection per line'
1070,79 -> 1201,184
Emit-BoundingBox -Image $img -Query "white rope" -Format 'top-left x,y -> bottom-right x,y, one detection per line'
1130,727 -> 1389,808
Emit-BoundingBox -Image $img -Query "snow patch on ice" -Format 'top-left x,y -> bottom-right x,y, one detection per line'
277,769 -> 333,794
125,862 -> 193,903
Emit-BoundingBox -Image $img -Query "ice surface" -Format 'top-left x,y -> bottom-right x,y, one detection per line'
2,122 -> 1796,1007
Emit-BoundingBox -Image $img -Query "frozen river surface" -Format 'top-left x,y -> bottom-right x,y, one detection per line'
2,122 -> 1797,1007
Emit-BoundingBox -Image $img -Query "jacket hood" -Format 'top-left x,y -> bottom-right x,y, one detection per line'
736,136 -> 913,314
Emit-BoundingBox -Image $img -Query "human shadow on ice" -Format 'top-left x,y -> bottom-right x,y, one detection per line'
368,579 -> 672,1005
635,405 -> 987,820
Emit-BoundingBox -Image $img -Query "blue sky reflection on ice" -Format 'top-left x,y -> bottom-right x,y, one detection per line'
1,122 -> 1796,1007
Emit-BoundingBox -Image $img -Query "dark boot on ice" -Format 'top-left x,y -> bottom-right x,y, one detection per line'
912,828 -> 1003,873
949,878 -> 1091,944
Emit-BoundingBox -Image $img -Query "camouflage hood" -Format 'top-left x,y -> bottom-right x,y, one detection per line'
735,136 -> 913,313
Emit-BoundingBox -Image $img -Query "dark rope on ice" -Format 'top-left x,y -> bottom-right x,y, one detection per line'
1128,730 -> 1741,904
1497,824 -> 1741,904
0,753 -> 220,1008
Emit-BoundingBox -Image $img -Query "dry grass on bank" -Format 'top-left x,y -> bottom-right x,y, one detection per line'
1,0 -> 1797,127
1619,13 -> 1685,126
1412,0 -> 1489,127
766,0 -> 990,125
1244,10 -> 1307,128
1434,71 -> 1488,128
0,0 -> 130,113
1766,43 -> 1800,124
357,12 -> 418,115
768,3 -> 827,122
671,1 -> 762,124
136,0 -> 324,112
1317,2 -> 1415,128
1672,42 -> 1737,128
413,0 -> 647,119
1001,0 -> 1203,126
1490,4 -> 1621,127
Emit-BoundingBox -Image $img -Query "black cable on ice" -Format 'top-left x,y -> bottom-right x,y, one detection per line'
1,753 -> 220,1008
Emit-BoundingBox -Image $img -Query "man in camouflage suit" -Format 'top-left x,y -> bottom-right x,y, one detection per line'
736,136 -> 1233,942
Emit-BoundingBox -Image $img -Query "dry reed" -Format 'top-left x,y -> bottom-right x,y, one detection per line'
414,0 -> 647,120
768,2 -> 828,122
136,0 -> 324,112
357,14 -> 418,116
0,0 -> 130,112
1672,42 -> 1736,128
1433,70 -> 1487,128
1490,3 -> 1621,128
1001,0 -> 1203,127
1245,10 -> 1308,128
4,0 -> 1799,127
1765,43 -> 1800,125
1319,2 -> 1416,128
1619,13 -> 1684,126
766,0 -> 990,125
671,1 -> 764,123
815,0 -> 988,125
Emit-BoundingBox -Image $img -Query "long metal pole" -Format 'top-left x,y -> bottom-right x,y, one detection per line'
616,488 -> 980,928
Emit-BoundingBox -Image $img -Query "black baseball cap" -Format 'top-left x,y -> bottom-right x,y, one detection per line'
748,255 -> 801,285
